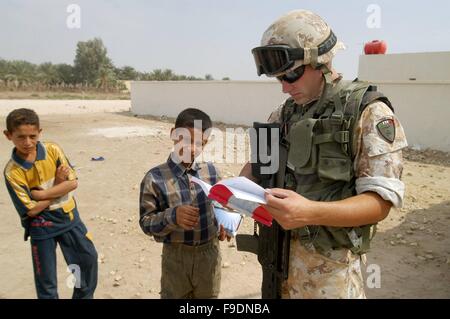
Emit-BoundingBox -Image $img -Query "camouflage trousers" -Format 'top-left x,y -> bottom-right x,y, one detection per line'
281,239 -> 366,299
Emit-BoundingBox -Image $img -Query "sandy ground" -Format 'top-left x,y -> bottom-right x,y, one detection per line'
0,102 -> 449,299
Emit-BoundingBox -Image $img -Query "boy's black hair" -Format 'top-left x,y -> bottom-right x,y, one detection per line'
6,108 -> 40,132
175,108 -> 212,132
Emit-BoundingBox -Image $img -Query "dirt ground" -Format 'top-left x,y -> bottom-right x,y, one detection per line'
0,105 -> 449,299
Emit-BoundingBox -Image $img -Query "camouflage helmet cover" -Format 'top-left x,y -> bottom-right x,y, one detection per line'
261,9 -> 345,76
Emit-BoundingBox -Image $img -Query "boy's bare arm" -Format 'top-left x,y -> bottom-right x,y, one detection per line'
27,200 -> 52,217
31,180 -> 78,201
31,165 -> 77,200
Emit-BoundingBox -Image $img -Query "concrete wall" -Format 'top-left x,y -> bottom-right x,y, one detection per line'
131,81 -> 287,126
131,51 -> 450,151
358,52 -> 450,151
358,51 -> 450,83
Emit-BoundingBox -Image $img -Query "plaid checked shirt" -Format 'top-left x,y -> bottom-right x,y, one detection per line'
139,154 -> 221,245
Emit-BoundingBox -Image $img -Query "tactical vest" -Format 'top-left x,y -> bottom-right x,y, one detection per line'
280,79 -> 393,255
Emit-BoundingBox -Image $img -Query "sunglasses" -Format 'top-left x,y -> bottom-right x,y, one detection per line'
276,65 -> 306,84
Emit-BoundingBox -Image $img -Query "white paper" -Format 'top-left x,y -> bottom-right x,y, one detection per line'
190,175 -> 212,194
220,177 -> 267,204
190,175 -> 267,205
214,207 -> 243,237
190,175 -> 271,225
220,176 -> 266,196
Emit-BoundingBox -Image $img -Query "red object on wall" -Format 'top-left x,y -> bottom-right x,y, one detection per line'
364,40 -> 387,54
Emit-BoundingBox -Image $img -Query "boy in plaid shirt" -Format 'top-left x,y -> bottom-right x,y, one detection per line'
139,108 -> 230,298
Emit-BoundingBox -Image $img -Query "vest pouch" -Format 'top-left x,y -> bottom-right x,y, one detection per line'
287,119 -> 318,174
347,224 -> 374,255
321,226 -> 372,255
317,140 -> 352,182
296,226 -> 355,254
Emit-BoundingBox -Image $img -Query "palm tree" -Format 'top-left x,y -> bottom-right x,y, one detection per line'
162,69 -> 175,80
55,63 -> 76,85
150,69 -> 164,81
7,60 -> 36,88
96,66 -> 117,91
36,62 -> 59,87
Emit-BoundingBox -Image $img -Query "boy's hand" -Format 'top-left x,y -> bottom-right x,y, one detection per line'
175,205 -> 199,230
218,224 -> 232,242
54,165 -> 70,185
31,189 -> 45,201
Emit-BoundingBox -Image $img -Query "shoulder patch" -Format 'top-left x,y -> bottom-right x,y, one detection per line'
376,118 -> 395,143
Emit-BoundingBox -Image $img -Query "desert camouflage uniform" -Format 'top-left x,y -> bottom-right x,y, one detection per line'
268,99 -> 408,299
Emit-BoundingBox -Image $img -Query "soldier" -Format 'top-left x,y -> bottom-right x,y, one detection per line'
240,9 -> 408,298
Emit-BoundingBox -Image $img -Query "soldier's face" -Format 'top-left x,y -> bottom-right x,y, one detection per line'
279,65 -> 324,105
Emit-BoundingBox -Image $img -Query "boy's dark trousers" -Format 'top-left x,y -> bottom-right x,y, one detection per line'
30,222 -> 98,299
161,238 -> 222,299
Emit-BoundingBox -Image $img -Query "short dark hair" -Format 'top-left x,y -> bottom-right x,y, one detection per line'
6,108 -> 40,132
175,108 -> 212,132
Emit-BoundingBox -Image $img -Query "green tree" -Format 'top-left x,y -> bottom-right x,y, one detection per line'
115,66 -> 138,80
96,65 -> 118,91
55,63 -> 76,84
0,59 -> 8,80
150,69 -> 163,80
73,38 -> 115,85
162,68 -> 175,80
36,62 -> 59,86
148,68 -> 177,81
205,74 -> 214,81
6,60 -> 36,87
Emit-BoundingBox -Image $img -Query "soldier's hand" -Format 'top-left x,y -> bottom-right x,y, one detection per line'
175,205 -> 200,230
263,188 -> 313,230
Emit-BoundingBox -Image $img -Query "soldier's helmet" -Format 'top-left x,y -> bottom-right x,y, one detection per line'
252,9 -> 345,77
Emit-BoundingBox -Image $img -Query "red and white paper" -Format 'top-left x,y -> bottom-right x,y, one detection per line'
190,176 -> 273,227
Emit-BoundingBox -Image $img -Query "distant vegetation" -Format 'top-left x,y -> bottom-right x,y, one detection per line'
0,37 -> 229,95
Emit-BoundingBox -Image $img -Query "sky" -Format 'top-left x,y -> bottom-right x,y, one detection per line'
1,0 -> 449,80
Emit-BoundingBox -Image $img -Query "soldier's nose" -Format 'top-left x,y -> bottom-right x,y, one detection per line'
281,80 -> 293,94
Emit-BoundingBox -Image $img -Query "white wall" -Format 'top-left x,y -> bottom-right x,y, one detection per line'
358,52 -> 450,151
131,52 -> 450,151
358,51 -> 450,82
131,81 -> 287,126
